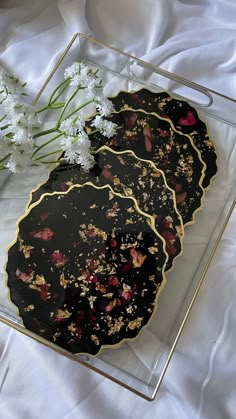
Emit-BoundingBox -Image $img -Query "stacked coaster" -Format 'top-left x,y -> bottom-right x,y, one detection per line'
108,89 -> 217,189
7,184 -> 168,355
6,89 -> 217,355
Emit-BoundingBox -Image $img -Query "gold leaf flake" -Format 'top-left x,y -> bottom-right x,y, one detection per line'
123,187 -> 133,196
60,273 -> 68,288
117,156 -> 126,165
23,305 -> 34,312
88,295 -> 97,309
91,335 -> 99,345
55,309 -> 72,320
108,317 -> 125,335
148,247 -> 158,254
19,238 -> 34,259
34,274 -> 46,286
128,317 -> 143,330
68,322 -> 77,333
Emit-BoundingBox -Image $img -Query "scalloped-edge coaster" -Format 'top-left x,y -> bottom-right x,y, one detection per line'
108,89 -> 217,190
6,183 -> 168,356
28,147 -> 184,271
89,109 -> 206,226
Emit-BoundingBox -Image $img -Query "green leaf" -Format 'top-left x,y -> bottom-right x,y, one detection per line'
49,102 -> 65,109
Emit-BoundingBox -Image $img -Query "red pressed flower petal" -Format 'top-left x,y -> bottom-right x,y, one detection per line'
31,228 -> 54,241
60,182 -> 69,192
50,251 -> 68,267
175,183 -> 183,193
40,212 -> 50,221
96,282 -> 107,293
107,275 -> 119,286
110,238 -> 117,248
102,167 -> 112,179
179,111 -> 197,126
121,262 -> 132,272
159,129 -> 169,137
125,113 -> 138,128
76,326 -> 83,337
40,284 -> 49,301
176,192 -> 187,204
119,289 -> 133,302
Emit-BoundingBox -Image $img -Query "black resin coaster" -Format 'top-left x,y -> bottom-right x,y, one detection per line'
109,89 -> 217,189
90,110 -> 205,225
7,184 -> 167,356
28,148 -> 183,271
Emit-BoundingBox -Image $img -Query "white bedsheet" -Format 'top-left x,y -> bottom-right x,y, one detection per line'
0,1 -> 235,418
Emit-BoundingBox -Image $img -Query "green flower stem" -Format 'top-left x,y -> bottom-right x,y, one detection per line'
36,79 -> 71,114
33,127 -> 59,139
62,98 -> 94,122
0,113 -> 7,123
0,153 -> 11,164
35,160 -> 60,165
88,129 -> 99,136
33,149 -> 62,161
48,78 -> 70,105
57,86 -> 83,126
0,124 -> 10,131
50,79 -> 71,105
32,132 -> 63,158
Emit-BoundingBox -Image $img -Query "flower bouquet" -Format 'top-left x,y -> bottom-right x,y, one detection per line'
0,62 -> 118,173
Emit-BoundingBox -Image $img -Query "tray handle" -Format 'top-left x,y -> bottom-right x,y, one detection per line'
126,60 -> 213,108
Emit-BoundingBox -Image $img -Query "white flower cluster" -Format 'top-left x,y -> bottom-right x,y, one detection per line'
0,69 -> 24,97
91,115 -> 118,138
59,63 -> 118,170
0,69 -> 41,173
0,62 -> 119,174
64,62 -> 102,99
59,116 -> 95,171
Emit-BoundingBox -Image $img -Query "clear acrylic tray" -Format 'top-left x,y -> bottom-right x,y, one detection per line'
0,33 -> 235,400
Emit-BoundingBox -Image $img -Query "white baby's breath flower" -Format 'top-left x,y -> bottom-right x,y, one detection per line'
91,116 -> 118,138
90,115 -> 104,130
60,132 -> 94,171
64,62 -> 85,79
5,143 -> 33,173
85,79 -> 103,99
77,151 -> 95,172
96,98 -> 114,117
100,120 -> 118,138
0,70 -> 25,97
64,62 -> 102,92
0,136 -> 12,160
77,131 -> 90,150
7,105 -> 41,144
60,115 -> 85,136
12,127 -> 32,145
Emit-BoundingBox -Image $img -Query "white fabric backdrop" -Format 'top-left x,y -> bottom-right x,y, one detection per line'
0,1 -> 235,418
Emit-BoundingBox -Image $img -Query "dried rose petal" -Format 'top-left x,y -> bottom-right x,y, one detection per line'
40,212 -> 50,221
130,248 -> 147,268
50,251 -> 69,267
102,167 -> 112,179
40,284 -> 50,301
31,228 -> 54,241
179,111 -> 197,126
110,238 -> 117,248
96,283 -> 107,294
159,129 -> 169,137
107,275 -> 119,286
104,298 -> 121,313
119,289 -> 133,302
